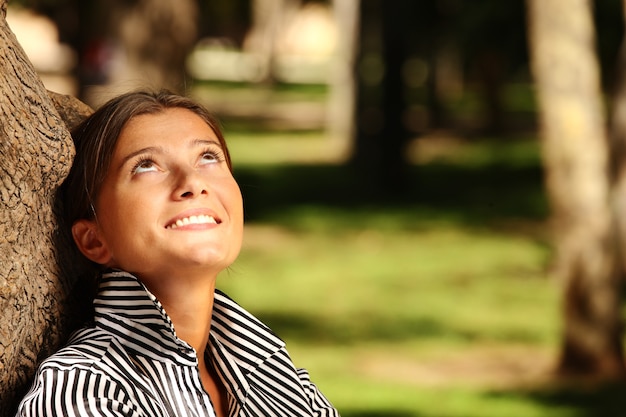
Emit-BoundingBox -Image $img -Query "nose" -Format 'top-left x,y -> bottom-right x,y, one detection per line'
172,167 -> 208,200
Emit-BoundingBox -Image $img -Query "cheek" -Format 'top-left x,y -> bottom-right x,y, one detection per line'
220,176 -> 243,213
231,188 -> 245,227
220,178 -> 244,239
98,190 -> 154,238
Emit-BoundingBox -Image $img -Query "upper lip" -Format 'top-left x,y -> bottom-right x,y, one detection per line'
165,208 -> 221,229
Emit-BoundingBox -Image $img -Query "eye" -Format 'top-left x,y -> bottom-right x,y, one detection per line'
131,157 -> 158,174
198,149 -> 223,165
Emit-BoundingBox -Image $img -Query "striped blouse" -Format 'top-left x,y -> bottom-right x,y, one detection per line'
16,270 -> 339,417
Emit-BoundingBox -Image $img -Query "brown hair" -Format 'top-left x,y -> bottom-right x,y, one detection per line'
61,90 -> 231,229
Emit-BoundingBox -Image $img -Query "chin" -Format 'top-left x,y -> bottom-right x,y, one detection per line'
187,251 -> 237,271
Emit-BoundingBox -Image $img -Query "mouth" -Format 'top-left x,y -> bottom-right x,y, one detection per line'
166,214 -> 219,229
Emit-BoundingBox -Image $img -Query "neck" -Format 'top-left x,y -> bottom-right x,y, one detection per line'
137,271 -> 228,411
150,273 -> 217,356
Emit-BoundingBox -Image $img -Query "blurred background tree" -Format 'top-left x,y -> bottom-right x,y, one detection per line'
528,0 -> 624,379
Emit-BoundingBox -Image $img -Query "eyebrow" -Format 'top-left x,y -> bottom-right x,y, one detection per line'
118,146 -> 164,171
191,139 -> 223,149
117,139 -> 224,171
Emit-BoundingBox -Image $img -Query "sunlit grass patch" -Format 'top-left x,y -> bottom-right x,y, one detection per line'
225,220 -> 557,346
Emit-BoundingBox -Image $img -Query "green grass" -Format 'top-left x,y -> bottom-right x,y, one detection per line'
209,130 -> 626,417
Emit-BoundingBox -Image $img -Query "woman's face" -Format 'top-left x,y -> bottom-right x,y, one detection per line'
73,108 -> 243,285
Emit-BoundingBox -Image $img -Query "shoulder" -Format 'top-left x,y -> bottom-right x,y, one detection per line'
40,326 -> 120,369
30,326 -> 141,391
17,328 -> 151,416
36,327 -> 112,367
28,327 -> 137,387
35,328 -> 152,391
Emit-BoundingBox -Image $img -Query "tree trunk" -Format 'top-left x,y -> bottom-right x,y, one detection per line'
351,0 -> 412,197
327,0 -> 359,150
608,1 -> 626,281
527,0 -> 625,378
244,0 -> 300,83
0,2 -> 93,413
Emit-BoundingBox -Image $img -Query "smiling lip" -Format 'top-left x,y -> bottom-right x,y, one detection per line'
165,210 -> 221,230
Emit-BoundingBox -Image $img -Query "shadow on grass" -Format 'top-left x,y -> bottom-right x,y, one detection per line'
237,159 -> 548,345
486,380 -> 626,417
235,160 -> 546,230
335,382 -> 626,417
256,311 -> 545,345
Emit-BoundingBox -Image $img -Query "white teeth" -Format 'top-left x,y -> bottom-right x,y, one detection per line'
167,215 -> 217,229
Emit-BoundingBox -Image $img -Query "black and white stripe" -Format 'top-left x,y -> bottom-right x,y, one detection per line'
16,270 -> 339,417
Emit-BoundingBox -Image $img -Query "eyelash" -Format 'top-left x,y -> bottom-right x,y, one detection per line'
130,147 -> 225,175
130,155 -> 156,175
200,146 -> 226,164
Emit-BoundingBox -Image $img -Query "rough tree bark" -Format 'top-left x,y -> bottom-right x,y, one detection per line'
0,1 -> 93,413
527,0 -> 625,378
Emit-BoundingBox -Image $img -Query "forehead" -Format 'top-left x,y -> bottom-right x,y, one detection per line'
116,108 -> 219,152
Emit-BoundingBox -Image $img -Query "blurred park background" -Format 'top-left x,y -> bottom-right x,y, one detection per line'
7,0 -> 626,415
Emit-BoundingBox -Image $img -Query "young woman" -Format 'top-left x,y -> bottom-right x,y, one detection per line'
16,91 -> 339,417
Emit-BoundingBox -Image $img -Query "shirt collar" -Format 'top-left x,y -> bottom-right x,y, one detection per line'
94,270 -> 286,404
94,270 -> 197,366
209,290 -> 285,404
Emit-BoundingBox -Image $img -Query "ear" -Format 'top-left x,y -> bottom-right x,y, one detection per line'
71,219 -> 112,265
